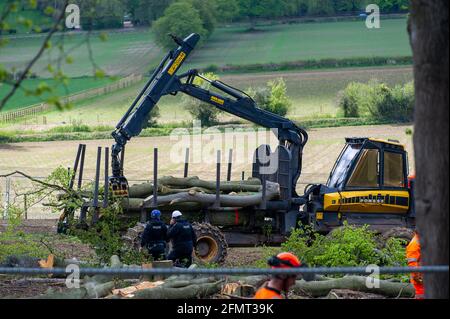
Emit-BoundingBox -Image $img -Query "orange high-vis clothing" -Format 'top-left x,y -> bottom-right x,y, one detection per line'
254,284 -> 283,299
406,233 -> 424,299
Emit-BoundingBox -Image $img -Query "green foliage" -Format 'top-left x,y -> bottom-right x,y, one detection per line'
338,80 -> 414,122
311,226 -> 381,267
0,231 -> 50,263
76,0 -> 126,30
337,82 -> 370,117
142,105 -> 161,129
48,120 -> 91,133
127,0 -> 174,25
307,0 -> 335,16
183,72 -> 222,126
0,206 -> 49,263
67,199 -> 150,265
215,0 -> 240,23
257,223 -> 408,270
153,1 -> 208,50
248,78 -> 291,116
374,0 -> 410,12
184,0 -> 217,36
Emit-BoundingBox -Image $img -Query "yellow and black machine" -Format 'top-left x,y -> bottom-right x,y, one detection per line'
64,34 -> 415,264
300,137 -> 415,234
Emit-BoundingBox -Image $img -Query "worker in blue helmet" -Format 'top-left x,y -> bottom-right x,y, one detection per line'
141,210 -> 168,260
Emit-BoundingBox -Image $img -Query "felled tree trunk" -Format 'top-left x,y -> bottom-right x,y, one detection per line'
129,176 -> 262,198
131,281 -> 223,299
120,198 -> 204,214
230,275 -> 415,298
143,181 -> 279,207
292,276 -> 415,298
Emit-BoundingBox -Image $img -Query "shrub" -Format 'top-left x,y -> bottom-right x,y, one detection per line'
248,78 -> 291,116
142,105 -> 161,129
183,72 -> 221,126
338,81 -> 414,122
337,82 -> 369,117
256,223 -> 407,269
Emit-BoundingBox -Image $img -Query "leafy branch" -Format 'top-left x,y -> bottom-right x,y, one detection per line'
0,0 -> 69,111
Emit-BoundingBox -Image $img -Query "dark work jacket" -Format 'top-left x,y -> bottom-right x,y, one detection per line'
167,219 -> 197,254
141,219 -> 168,248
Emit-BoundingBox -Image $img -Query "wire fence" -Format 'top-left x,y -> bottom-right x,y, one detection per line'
0,74 -> 143,124
0,266 -> 448,277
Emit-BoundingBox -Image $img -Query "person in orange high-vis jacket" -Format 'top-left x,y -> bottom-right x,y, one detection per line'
406,232 -> 425,299
254,252 -> 314,299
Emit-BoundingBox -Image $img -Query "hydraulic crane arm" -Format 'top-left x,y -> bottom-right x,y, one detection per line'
110,33 -> 308,196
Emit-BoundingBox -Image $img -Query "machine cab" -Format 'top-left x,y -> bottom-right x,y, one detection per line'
327,137 -> 408,192
311,137 -> 413,232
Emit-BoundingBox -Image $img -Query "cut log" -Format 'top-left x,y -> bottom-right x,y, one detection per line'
143,181 -> 279,207
227,275 -> 414,298
129,176 -> 262,199
130,281 -> 223,299
121,198 -> 203,213
293,276 -> 415,298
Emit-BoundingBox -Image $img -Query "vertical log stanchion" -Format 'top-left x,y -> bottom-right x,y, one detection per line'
214,150 -> 221,209
120,145 -> 126,175
184,148 -> 190,178
242,171 -> 245,181
143,148 -> 158,223
227,149 -> 233,182
260,174 -> 267,210
103,147 -> 110,209
92,147 -> 102,225
78,144 -> 86,190
69,144 -> 83,190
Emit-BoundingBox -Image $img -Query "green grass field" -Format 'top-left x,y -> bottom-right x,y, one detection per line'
1,18 -> 411,79
0,77 -> 115,112
0,18 -> 412,115
9,66 -> 411,128
188,19 -> 412,69
0,30 -> 162,78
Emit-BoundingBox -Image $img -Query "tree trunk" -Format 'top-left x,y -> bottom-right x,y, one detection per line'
408,0 -> 449,299
293,276 -> 414,298
226,275 -> 414,298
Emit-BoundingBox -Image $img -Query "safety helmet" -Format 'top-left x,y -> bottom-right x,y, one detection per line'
172,210 -> 182,219
151,209 -> 161,219
268,252 -> 301,269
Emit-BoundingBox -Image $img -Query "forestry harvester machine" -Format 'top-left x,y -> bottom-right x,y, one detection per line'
61,34 -> 416,264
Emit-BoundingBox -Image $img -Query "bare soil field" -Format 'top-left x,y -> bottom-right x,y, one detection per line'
0,124 -> 413,218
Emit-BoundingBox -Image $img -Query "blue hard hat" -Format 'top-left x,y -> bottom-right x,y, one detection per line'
151,210 -> 161,219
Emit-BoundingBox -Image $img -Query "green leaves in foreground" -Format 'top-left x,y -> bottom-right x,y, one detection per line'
257,223 -> 408,270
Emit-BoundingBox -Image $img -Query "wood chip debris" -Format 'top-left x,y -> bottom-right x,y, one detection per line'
112,281 -> 165,298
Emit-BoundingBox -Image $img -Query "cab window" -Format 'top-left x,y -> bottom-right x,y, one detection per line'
347,149 -> 379,188
384,151 -> 405,188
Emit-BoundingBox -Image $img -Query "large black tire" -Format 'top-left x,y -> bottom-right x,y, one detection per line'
193,222 -> 228,265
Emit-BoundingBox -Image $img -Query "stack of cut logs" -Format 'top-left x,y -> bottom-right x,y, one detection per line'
122,176 -> 280,220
